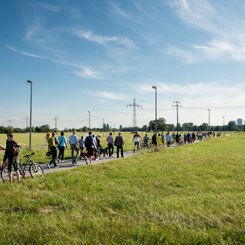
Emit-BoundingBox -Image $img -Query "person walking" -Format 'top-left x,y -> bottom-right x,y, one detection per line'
85,132 -> 95,163
48,132 -> 59,168
3,134 -> 21,183
69,131 -> 79,164
114,132 -> 124,158
107,132 -> 114,157
96,135 -> 101,159
133,131 -> 141,152
166,131 -> 171,147
152,133 -> 157,147
78,136 -> 84,159
58,131 -> 67,162
157,133 -> 162,148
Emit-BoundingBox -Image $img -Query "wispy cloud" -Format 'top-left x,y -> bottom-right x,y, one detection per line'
6,45 -> 102,80
110,1 -> 131,19
6,45 -> 49,60
165,45 -> 197,63
73,67 -> 102,80
95,91 -> 126,100
38,3 -> 60,12
75,29 -> 137,49
138,81 -> 245,107
168,0 -> 245,63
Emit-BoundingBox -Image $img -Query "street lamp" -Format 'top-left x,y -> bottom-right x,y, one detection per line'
88,111 -> 90,130
27,80 -> 32,149
207,108 -> 210,131
152,85 -> 157,135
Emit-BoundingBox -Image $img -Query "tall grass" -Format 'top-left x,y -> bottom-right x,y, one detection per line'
0,133 -> 244,244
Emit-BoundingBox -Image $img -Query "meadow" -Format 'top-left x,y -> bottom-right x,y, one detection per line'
0,132 -> 244,244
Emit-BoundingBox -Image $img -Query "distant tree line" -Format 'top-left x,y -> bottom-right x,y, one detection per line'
0,120 -> 244,134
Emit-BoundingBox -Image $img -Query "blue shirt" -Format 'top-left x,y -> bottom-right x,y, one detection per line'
58,136 -> 67,147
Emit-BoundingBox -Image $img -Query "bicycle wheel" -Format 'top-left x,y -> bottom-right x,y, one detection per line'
147,143 -> 153,149
29,163 -> 44,178
1,166 -> 8,182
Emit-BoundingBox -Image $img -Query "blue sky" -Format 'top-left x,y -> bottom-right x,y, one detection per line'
1,0 -> 245,129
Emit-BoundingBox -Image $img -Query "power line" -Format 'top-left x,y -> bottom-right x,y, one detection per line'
53,116 -> 59,130
127,98 -> 142,127
172,101 -> 182,133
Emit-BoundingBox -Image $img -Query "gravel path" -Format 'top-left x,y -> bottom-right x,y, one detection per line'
41,150 -> 138,175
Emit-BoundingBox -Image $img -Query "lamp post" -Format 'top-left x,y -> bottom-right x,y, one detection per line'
88,111 -> 90,130
152,86 -> 157,135
102,118 -> 104,135
27,80 -> 32,149
207,108 -> 210,131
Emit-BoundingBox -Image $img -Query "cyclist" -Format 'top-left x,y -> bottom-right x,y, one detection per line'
3,133 -> 21,183
143,134 -> 149,148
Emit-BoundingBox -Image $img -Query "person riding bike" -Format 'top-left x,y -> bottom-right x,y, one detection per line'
143,134 -> 150,147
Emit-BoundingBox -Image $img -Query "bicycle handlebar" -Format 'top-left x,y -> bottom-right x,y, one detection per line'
23,152 -> 35,158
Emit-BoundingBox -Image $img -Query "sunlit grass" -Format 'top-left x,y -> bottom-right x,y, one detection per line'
0,133 -> 244,244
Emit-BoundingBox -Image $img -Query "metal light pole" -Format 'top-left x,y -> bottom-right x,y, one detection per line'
207,108 -> 210,131
152,86 -> 157,135
172,101 -> 182,134
88,111 -> 90,130
102,118 -> 104,135
27,80 -> 32,149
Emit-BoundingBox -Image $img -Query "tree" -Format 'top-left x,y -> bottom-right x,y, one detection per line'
199,123 -> 209,131
141,125 -> 148,132
182,122 -> 194,131
227,121 -> 237,131
149,117 -> 166,132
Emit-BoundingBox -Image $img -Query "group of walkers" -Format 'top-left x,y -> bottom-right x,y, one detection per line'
45,130 -> 215,169
45,131 -> 125,168
0,130 -> 219,182
140,130 -> 218,148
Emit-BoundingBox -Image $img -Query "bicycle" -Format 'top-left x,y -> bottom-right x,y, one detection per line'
1,152 -> 44,182
140,140 -> 153,150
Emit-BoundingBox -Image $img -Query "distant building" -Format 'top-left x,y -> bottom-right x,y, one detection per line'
237,118 -> 243,126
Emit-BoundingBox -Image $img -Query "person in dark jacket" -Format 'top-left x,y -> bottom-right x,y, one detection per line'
3,134 -> 21,183
85,132 -> 95,162
152,133 -> 157,146
114,133 -> 124,158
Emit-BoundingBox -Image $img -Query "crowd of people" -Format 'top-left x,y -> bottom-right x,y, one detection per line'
45,130 -> 125,168
0,130 -> 219,182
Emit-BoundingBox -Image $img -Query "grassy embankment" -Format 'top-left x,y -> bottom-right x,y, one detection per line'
0,133 -> 244,244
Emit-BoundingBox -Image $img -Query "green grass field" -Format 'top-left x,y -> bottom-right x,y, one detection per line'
0,133 -> 244,244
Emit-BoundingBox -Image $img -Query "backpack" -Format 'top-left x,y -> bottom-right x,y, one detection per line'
85,136 -> 92,148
